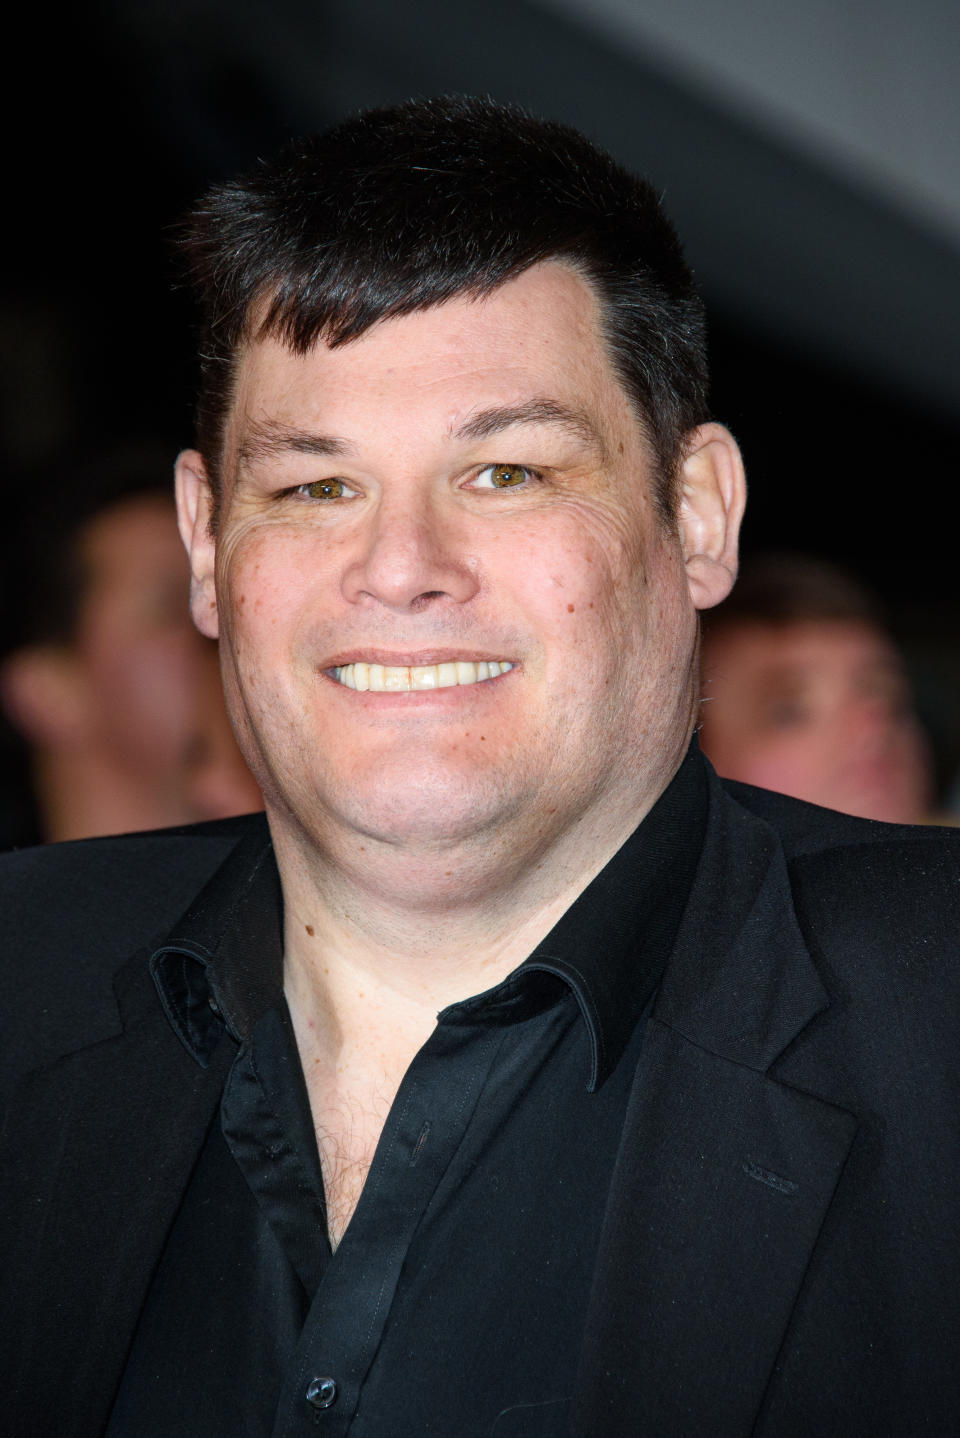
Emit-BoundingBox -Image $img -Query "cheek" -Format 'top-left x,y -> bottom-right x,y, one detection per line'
503,503 -> 653,642
216,525 -> 316,657
215,536 -> 294,725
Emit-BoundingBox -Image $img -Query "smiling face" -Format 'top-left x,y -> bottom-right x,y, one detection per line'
178,263 -> 741,883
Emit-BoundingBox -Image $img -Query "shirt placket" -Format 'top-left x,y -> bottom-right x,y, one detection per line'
269,1020 -> 507,1437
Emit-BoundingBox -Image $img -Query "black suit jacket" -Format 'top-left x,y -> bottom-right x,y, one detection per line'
2,766 -> 958,1436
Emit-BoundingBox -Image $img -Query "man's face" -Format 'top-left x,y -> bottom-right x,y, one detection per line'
700,620 -> 932,823
183,263 -> 733,872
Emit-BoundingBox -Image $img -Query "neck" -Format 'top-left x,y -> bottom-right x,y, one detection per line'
276,735 -> 690,1060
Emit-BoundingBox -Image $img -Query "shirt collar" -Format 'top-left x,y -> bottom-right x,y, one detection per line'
152,746 -> 708,1088
442,742 -> 708,1088
151,814 -> 283,1066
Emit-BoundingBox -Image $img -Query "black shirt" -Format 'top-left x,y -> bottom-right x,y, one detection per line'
109,748 -> 707,1437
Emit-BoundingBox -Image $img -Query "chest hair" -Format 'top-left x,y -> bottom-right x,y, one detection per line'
311,1082 -> 394,1250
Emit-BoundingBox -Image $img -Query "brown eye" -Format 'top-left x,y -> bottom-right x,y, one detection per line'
305,479 -> 346,500
487,464 -> 528,488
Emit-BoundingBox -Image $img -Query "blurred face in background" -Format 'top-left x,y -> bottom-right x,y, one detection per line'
0,491 -> 262,841
699,619 -> 932,823
72,493 -> 261,822
77,494 -> 211,769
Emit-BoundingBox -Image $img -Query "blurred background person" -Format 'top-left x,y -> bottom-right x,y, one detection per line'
0,449 -> 261,845
698,553 -> 934,824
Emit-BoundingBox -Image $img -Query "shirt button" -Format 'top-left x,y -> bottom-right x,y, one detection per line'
305,1376 -> 338,1410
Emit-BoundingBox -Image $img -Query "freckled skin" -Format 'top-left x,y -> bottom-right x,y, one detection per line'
180,262 -> 738,924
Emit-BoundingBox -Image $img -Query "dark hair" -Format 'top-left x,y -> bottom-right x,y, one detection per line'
704,553 -> 886,638
3,446 -> 174,653
179,94 -> 710,523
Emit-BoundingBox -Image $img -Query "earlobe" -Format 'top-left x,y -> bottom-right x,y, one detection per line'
175,449 -> 220,639
677,423 -> 746,612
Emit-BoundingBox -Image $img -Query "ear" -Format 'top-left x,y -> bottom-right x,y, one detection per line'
676,423 -> 746,611
175,449 -> 220,639
0,646 -> 92,748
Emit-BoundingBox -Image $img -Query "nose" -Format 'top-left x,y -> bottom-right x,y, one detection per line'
340,487 -> 479,612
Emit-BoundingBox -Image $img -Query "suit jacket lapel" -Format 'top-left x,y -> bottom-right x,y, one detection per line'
3,945 -> 234,1438
573,776 -> 859,1436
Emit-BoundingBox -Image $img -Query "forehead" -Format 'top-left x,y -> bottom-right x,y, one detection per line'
226,263 -> 641,455
78,496 -> 189,623
83,497 -> 183,578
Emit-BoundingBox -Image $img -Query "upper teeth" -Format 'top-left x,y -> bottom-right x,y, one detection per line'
333,661 -> 514,691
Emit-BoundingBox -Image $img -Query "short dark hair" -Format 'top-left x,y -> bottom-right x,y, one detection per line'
704,553 -> 885,640
3,447 -> 177,656
179,95 -> 710,524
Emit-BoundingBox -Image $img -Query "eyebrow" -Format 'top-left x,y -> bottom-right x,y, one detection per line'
452,399 -> 607,457
236,398 -> 607,471
236,421 -> 357,470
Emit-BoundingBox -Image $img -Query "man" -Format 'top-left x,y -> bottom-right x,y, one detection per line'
2,97 -> 957,1437
0,460 -> 262,843
699,553 -> 934,822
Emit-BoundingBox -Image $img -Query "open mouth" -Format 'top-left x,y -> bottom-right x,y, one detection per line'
333,661 -> 514,692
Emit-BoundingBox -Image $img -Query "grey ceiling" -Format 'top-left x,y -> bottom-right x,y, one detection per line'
114,0 -> 960,423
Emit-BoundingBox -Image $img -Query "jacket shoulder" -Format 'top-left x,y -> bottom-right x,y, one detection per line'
722,777 -> 960,930
721,778 -> 960,1016
0,815 -> 263,1084
721,777 -> 960,861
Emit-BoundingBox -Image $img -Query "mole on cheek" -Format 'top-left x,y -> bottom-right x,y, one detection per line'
567,604 -> 575,613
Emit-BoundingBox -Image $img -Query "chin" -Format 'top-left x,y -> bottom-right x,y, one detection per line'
312,766 -> 529,850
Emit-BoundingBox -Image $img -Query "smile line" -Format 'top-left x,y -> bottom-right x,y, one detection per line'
333,661 -> 514,692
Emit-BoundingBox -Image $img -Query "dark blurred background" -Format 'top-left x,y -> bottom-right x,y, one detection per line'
4,0 -> 959,810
